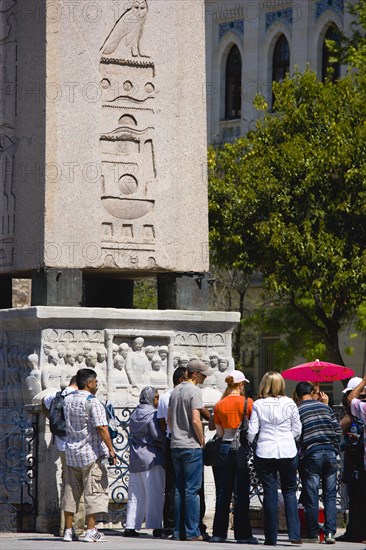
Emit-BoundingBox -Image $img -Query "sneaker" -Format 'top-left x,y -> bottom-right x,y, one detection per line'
237,537 -> 259,544
210,536 -> 226,542
63,529 -> 78,542
289,540 -> 303,545
84,529 -> 107,543
187,535 -> 204,541
124,529 -> 140,537
153,529 -> 164,538
325,533 -> 335,544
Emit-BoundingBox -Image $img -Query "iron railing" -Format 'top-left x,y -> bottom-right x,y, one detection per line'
0,407 -> 38,532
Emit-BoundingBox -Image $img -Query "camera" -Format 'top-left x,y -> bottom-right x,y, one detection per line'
108,455 -> 115,465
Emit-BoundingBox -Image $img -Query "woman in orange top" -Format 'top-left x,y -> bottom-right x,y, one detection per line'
211,370 -> 258,544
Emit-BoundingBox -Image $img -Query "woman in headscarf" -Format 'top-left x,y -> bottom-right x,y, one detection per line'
124,386 -> 166,537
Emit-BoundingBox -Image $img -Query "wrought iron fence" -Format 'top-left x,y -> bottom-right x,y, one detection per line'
0,407 -> 38,532
106,407 -> 345,518
0,404 -> 346,532
106,407 -> 134,526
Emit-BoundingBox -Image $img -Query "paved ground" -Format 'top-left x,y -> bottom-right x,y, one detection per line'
0,529 -> 364,550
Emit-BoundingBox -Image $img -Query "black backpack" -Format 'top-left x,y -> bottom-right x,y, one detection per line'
49,391 -> 66,437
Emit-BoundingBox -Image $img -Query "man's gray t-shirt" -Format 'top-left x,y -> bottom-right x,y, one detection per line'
169,382 -> 203,449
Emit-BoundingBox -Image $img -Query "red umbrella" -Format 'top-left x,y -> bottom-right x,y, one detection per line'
282,359 -> 355,383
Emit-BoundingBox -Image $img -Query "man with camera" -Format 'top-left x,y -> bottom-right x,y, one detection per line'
62,368 -> 116,543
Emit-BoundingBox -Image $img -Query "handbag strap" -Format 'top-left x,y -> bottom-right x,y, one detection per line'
231,397 -> 249,450
239,397 -> 248,428
243,397 -> 248,419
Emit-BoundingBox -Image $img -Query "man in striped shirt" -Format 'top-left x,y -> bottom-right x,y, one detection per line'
295,381 -> 341,545
62,368 -> 116,543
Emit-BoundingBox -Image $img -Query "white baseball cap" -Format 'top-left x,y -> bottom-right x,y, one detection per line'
342,377 -> 363,394
227,370 -> 250,384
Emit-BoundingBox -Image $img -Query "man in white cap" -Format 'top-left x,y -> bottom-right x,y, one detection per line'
168,359 -> 213,541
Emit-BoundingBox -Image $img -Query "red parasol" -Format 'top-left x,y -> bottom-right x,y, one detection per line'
282,359 -> 354,383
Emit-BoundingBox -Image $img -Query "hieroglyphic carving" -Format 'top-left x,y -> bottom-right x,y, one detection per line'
100,1 -> 157,268
100,0 -> 149,59
0,0 -> 17,267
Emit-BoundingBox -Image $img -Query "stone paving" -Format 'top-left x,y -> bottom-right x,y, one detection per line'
1,529 -> 364,550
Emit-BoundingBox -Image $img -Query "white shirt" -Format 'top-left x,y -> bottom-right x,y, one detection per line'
157,389 -> 173,436
248,396 -> 302,459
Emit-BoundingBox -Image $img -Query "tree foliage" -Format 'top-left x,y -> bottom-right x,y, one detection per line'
208,69 -> 366,365
329,0 -> 366,71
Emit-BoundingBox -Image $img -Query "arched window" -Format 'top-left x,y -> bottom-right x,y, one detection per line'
272,34 -> 290,84
272,34 -> 290,110
225,45 -> 242,120
322,24 -> 341,82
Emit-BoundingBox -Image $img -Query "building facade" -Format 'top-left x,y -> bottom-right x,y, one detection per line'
205,0 -> 350,144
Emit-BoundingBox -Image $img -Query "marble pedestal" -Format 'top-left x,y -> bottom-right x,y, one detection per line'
0,306 -> 240,532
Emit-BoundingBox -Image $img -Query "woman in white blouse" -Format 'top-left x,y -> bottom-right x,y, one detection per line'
248,371 -> 302,546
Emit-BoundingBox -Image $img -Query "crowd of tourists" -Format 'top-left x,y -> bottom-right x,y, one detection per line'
44,362 -> 366,545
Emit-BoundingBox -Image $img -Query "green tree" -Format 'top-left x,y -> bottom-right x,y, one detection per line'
328,0 -> 366,71
209,69 -> 366,365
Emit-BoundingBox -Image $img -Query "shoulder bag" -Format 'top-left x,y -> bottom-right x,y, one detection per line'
203,433 -> 223,466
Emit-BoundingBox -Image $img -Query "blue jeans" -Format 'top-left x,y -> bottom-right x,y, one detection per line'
254,455 -> 301,545
212,443 -> 252,540
300,448 -> 338,538
171,447 -> 203,540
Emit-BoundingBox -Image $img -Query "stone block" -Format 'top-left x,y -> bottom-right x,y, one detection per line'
0,0 -> 208,276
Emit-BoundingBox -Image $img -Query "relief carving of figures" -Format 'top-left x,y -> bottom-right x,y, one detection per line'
149,354 -> 167,387
214,357 -> 231,392
144,344 -> 155,363
41,349 -> 61,390
96,345 -> 107,370
57,345 -> 66,366
110,343 -> 130,388
157,345 -> 168,371
85,351 -> 107,401
60,347 -> 77,390
125,336 -> 151,387
76,349 -> 86,368
23,353 -> 42,404
101,0 -> 149,59
179,354 -> 189,369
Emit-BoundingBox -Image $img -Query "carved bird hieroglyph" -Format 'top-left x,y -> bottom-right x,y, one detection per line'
101,0 -> 149,58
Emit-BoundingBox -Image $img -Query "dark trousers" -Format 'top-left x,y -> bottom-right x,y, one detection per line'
255,455 -> 301,545
163,438 -> 175,529
344,467 -> 366,541
212,444 -> 252,540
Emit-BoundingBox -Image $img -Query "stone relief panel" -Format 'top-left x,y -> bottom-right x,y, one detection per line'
0,342 -> 41,408
106,329 -> 235,406
0,326 -> 235,409
100,1 -> 157,269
